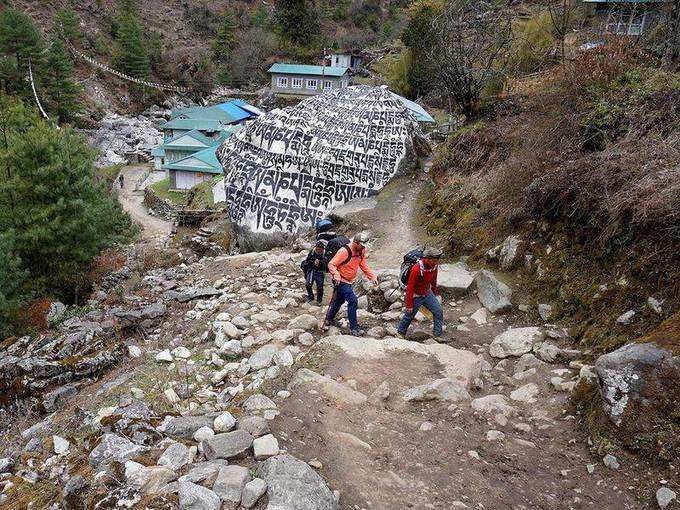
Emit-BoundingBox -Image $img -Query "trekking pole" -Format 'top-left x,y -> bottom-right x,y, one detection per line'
321,280 -> 339,329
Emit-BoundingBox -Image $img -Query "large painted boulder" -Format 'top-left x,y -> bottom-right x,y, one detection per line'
217,85 -> 429,245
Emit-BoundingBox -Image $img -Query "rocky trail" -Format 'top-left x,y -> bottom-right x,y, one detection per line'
0,168 -> 677,509
117,164 -> 172,242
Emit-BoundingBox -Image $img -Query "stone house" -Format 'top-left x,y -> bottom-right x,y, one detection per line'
268,63 -> 350,96
330,51 -> 363,71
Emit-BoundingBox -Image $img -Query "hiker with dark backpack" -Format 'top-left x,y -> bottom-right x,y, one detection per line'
315,218 -> 337,243
301,241 -> 326,305
322,231 -> 377,335
397,247 -> 444,339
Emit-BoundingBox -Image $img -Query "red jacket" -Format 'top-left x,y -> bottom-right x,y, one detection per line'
405,261 -> 439,309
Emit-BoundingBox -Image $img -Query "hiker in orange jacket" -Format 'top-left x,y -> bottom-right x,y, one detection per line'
323,231 -> 377,335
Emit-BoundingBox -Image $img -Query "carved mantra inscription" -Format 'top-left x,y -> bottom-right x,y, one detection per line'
217,85 -> 422,234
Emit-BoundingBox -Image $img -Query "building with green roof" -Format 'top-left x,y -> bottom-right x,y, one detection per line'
268,63 -> 350,96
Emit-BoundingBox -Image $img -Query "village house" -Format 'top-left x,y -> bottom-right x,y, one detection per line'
582,0 -> 670,35
153,99 -> 261,190
329,51 -> 363,71
268,63 -> 350,96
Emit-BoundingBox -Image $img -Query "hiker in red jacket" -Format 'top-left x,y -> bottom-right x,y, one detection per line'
398,247 -> 444,338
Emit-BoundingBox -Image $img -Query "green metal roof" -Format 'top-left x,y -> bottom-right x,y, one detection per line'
268,63 -> 349,77
151,147 -> 165,157
163,146 -> 223,174
162,129 -> 215,152
162,118 -> 224,132
391,93 -> 436,123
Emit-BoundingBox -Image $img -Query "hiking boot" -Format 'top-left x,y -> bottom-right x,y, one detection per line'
350,328 -> 366,336
321,319 -> 341,330
396,331 -> 407,339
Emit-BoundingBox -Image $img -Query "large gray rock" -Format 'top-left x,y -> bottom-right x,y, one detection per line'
289,368 -> 367,406
158,442 -> 194,471
242,478 -> 267,508
179,461 -> 229,484
237,416 -> 270,438
489,327 -> 544,358
179,481 -> 222,510
594,342 -> 680,429
259,454 -> 338,510
213,465 -> 250,507
473,270 -> 512,314
217,85 -> 428,239
248,344 -> 278,370
163,415 -> 215,439
287,314 -> 318,330
203,430 -> 254,460
437,262 -> 476,296
242,394 -> 277,414
124,461 -> 176,494
402,378 -> 471,402
88,433 -> 145,468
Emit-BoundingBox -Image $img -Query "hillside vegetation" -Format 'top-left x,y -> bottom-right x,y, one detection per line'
425,42 -> 679,351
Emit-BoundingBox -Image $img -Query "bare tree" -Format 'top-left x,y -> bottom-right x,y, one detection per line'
549,0 -> 576,61
665,0 -> 680,64
426,0 -> 513,119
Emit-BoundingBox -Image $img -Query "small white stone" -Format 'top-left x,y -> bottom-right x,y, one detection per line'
253,434 -> 279,460
213,412 -> 236,433
164,387 -> 180,404
656,487 -> 677,509
155,349 -> 173,362
193,426 -> 214,442
53,435 -> 69,455
486,430 -> 505,441
128,345 -> 142,358
172,346 -> 192,359
603,454 -> 620,470
419,421 -> 434,431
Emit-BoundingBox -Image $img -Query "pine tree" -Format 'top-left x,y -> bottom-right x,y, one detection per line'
213,10 -> 238,63
0,96 -> 136,304
0,8 -> 42,94
113,0 -> 150,79
54,8 -> 82,43
40,38 -> 82,123
274,0 -> 320,48
0,230 -> 28,334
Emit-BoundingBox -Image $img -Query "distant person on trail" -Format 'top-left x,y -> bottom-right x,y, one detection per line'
398,247 -> 444,339
302,241 -> 326,305
118,173 -> 124,189
323,231 -> 378,336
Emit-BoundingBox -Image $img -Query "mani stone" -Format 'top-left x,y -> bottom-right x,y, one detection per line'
259,454 -> 339,510
179,481 -> 222,510
203,430 -> 254,460
216,85 -> 426,238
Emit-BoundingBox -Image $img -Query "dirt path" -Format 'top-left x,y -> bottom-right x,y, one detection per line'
116,164 -> 172,241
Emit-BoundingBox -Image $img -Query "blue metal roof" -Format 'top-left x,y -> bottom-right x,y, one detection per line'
268,63 -> 349,77
214,102 -> 251,123
391,93 -> 436,123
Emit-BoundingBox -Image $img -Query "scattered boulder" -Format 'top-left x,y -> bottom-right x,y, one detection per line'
253,434 -> 280,460
237,416 -> 270,438
289,368 -> 367,406
164,416 -> 215,439
88,433 -> 145,468
243,394 -> 277,414
538,304 -> 552,321
214,412 -> 236,433
489,327 -> 544,358
249,345 -> 278,370
509,383 -> 539,403
259,454 -> 339,510
471,395 -> 516,416
179,481 -> 222,510
287,314 -> 318,330
656,487 -> 677,509
213,465 -> 251,507
436,262 -> 476,296
473,270 -> 512,314
402,378 -> 471,402
242,478 -> 267,508
125,461 -> 176,494
203,430 -> 254,460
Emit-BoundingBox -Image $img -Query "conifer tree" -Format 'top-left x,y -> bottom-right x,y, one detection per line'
113,0 -> 150,79
0,231 -> 28,334
54,8 -> 82,43
213,10 -> 238,63
40,38 -> 82,123
0,8 -> 42,94
0,96 -> 136,304
274,0 -> 320,47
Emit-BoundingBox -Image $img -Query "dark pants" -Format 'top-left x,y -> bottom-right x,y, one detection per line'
305,270 -> 324,303
326,282 -> 358,330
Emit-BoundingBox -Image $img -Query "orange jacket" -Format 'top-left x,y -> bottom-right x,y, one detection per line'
328,244 -> 376,284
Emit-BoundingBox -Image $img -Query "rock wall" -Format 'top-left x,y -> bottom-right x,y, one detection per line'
217,85 -> 429,239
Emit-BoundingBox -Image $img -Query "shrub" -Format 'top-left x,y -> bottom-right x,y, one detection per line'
510,12 -> 555,74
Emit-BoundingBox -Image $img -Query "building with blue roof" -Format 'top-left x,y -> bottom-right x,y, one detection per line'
153,100 -> 260,189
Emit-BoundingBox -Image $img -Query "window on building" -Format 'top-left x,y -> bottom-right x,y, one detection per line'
276,76 -> 288,88
324,80 -> 333,90
605,7 -> 647,35
291,77 -> 303,89
306,79 -> 318,90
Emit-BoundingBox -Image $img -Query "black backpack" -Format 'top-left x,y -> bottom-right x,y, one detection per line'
400,248 -> 424,288
324,235 -> 351,267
